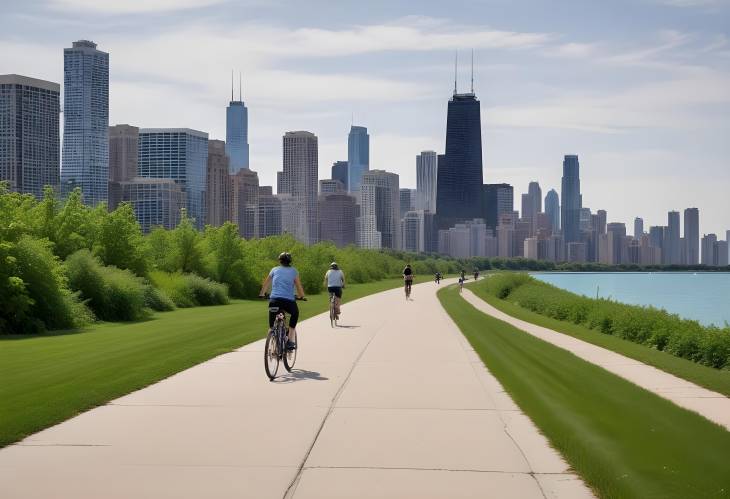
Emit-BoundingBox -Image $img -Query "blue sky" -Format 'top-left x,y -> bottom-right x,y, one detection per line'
2,0 -> 729,236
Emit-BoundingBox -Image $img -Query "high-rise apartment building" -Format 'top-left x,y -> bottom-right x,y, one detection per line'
399,188 -> 416,219
416,150 -> 438,213
258,186 -> 282,238
206,140 -> 232,227
436,90 -> 483,227
331,161 -> 348,191
634,217 -> 644,238
0,75 -> 60,199
319,193 -> 357,247
484,183 -> 513,230
138,128 -> 208,229
666,211 -> 681,265
109,125 -> 138,183
61,40 -> 109,205
231,169 -> 259,238
225,82 -> 249,172
279,131 -> 318,244
521,181 -> 542,232
108,178 -> 185,233
701,234 -> 717,266
358,170 -> 399,249
544,189 -> 559,232
319,179 -> 345,194
684,208 -> 699,265
561,155 -> 581,243
347,126 -> 369,194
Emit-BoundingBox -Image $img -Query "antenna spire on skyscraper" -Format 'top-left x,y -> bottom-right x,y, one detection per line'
470,49 -> 474,94
454,50 -> 458,95
231,70 -> 234,101
239,72 -> 242,101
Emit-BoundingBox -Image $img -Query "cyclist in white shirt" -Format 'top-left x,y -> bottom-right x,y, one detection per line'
324,262 -> 346,318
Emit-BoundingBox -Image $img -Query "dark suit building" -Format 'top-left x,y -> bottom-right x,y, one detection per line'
483,183 -> 513,230
561,155 -> 582,243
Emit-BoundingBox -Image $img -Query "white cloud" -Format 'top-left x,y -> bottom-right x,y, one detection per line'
48,0 -> 230,14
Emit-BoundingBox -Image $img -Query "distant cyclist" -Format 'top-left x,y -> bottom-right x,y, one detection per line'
324,262 -> 345,319
259,252 -> 305,351
473,269 -> 479,281
435,272 -> 442,284
403,264 -> 414,299
458,275 -> 465,293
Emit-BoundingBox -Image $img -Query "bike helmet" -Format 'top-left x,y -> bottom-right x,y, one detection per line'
330,262 -> 339,270
278,252 -> 292,266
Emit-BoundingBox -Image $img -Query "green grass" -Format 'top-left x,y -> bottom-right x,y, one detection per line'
438,285 -> 730,499
467,280 -> 730,397
0,276 -> 422,449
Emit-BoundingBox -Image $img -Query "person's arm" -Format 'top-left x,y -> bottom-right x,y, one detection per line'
323,270 -> 329,288
294,275 -> 305,299
259,274 -> 272,297
341,271 -> 346,288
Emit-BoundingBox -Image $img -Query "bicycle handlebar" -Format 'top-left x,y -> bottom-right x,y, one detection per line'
259,294 -> 307,301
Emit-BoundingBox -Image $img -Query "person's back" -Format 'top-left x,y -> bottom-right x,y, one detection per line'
325,268 -> 345,288
270,265 -> 298,301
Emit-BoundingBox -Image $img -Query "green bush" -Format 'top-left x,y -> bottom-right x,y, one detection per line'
66,250 -> 149,322
149,271 -> 228,308
143,285 -> 175,312
484,272 -> 730,370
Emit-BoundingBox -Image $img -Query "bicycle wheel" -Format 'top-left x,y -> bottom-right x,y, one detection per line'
329,297 -> 335,328
264,330 -> 280,380
284,329 -> 297,372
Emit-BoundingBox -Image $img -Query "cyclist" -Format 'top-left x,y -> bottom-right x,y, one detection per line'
324,262 -> 345,319
473,269 -> 479,281
435,271 -> 441,284
458,275 -> 465,293
460,269 -> 466,281
259,252 -> 305,351
403,264 -> 414,298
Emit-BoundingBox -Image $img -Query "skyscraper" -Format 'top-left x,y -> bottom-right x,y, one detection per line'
206,140 -> 232,227
61,40 -> 109,205
279,131 -> 318,244
109,125 -> 138,183
138,128 -> 208,229
319,192 -> 357,247
347,126 -> 369,194
399,188 -> 416,218
319,179 -> 345,194
108,178 -> 185,233
358,170 -> 399,249
0,74 -> 60,198
701,234 -> 717,266
436,89 -> 483,227
521,181 -> 542,234
684,208 -> 699,265
634,217 -> 644,238
484,183 -> 513,230
231,169 -> 259,239
331,160 -> 348,191
225,76 -> 249,172
560,155 -> 581,243
258,186 -> 282,238
416,150 -> 438,213
544,189 -> 560,232
666,211 -> 681,265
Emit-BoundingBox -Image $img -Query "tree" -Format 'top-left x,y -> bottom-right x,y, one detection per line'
96,203 -> 147,275
171,210 -> 203,274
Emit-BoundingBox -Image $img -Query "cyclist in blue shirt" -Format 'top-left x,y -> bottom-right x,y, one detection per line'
259,252 -> 306,350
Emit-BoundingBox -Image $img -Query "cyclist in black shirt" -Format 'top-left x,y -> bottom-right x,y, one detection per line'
403,264 -> 414,299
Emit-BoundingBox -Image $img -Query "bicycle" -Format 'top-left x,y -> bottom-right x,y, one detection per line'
263,296 -> 306,380
405,279 -> 413,300
329,291 -> 339,328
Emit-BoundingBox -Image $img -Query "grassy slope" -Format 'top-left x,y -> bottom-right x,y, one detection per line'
0,276 -> 421,448
438,285 -> 730,499
467,280 -> 730,397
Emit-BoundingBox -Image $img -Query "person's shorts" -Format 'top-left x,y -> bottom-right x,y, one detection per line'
268,298 -> 299,328
327,286 -> 343,298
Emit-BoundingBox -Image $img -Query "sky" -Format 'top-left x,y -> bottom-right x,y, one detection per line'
1,0 -> 729,236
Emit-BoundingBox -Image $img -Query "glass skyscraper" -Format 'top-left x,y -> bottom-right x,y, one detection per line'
226,98 -> 249,172
0,74 -> 60,199
436,92 -> 483,227
347,125 -> 369,194
416,150 -> 438,213
544,189 -> 560,232
61,40 -> 109,205
331,160 -> 348,191
138,128 -> 209,229
560,155 -> 582,243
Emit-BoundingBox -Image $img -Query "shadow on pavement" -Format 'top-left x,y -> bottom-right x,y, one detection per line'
273,369 -> 329,383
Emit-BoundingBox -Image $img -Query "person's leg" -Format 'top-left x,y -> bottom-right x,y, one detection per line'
268,300 -> 278,332
286,300 -> 300,348
334,287 -> 342,314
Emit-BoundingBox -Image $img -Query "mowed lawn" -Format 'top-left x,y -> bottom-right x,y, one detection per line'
438,285 -> 730,499
0,276 -> 418,448
467,280 -> 730,397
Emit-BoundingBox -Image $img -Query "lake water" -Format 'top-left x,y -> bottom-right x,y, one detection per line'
531,272 -> 730,327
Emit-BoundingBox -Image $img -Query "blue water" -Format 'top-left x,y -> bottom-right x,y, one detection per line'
531,272 -> 730,327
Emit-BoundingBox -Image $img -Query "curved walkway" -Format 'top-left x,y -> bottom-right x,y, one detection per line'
0,280 -> 592,499
461,289 -> 730,431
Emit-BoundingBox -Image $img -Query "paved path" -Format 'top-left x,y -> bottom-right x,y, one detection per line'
462,289 -> 730,431
0,281 -> 593,499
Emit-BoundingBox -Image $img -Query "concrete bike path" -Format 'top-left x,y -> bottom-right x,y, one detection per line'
0,281 -> 593,499
461,288 -> 730,432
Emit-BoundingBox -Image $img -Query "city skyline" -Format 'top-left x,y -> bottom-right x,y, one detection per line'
2,1 -> 728,236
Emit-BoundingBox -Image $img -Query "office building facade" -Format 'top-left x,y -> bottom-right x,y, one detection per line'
544,189 -> 559,232
684,208 -> 699,265
61,40 -> 109,205
109,124 -> 138,183
319,193 -> 357,247
358,170 -> 399,249
347,126 -> 369,194
561,155 -> 581,243
108,178 -> 185,233
484,183 -> 513,230
138,128 -> 208,229
231,168 -> 259,239
416,150 -> 438,213
225,95 -> 249,172
331,161 -> 348,191
0,74 -> 60,198
206,140 -> 232,227
279,131 -> 319,244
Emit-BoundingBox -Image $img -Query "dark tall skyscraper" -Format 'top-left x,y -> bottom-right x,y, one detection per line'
684,208 -> 699,265
226,73 -> 249,172
561,155 -> 582,243
332,160 -> 348,191
544,189 -> 560,232
483,183 -> 513,230
667,211 -> 681,264
347,126 -> 369,194
436,89 -> 483,227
